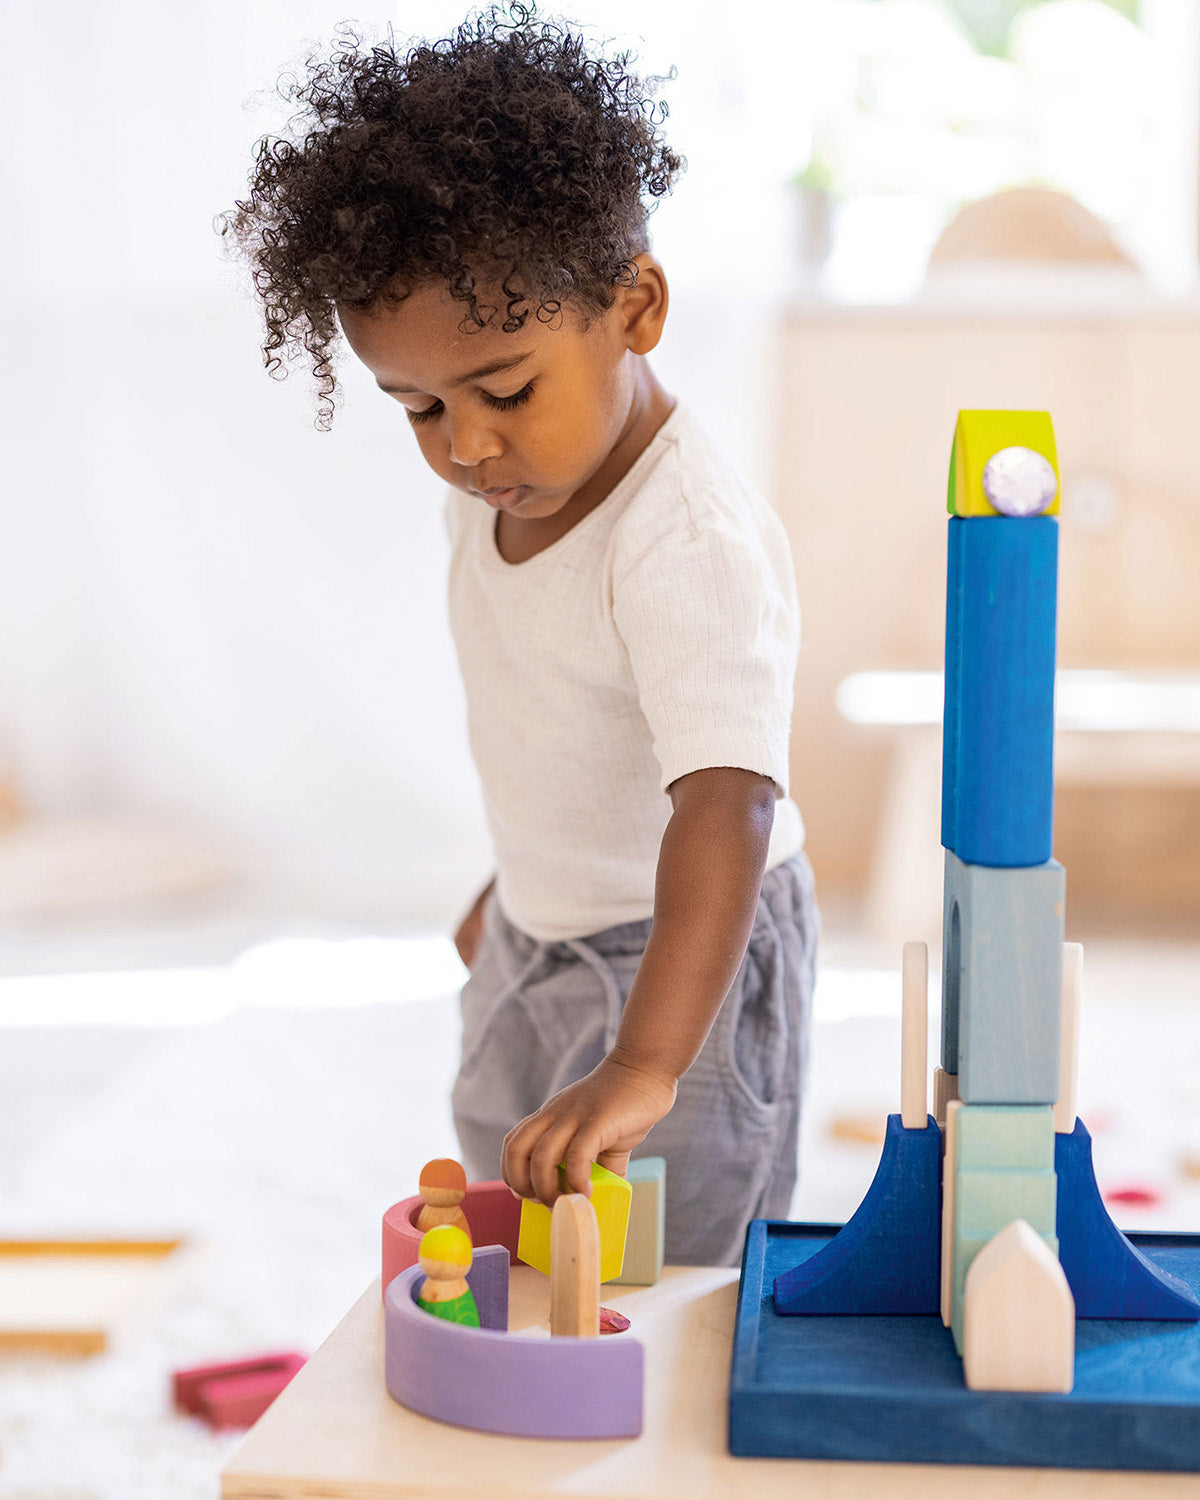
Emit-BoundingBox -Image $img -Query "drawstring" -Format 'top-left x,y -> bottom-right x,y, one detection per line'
459,934 -> 556,1075
562,936 -> 625,1050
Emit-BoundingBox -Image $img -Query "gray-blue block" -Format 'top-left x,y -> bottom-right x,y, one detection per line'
941,850 -> 1063,1103
942,516 -> 1058,868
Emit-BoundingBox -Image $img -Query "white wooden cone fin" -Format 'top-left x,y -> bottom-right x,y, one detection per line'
962,1219 -> 1075,1393
901,940 -> 929,1129
1054,942 -> 1084,1134
549,1194 -> 600,1338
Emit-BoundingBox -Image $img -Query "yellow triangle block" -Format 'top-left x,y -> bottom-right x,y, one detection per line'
948,410 -> 1060,517
517,1163 -> 632,1283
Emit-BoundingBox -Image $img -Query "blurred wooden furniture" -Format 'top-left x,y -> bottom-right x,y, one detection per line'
929,188 -> 1133,267
0,767 -> 23,831
774,298 -> 1200,910
837,670 -> 1200,943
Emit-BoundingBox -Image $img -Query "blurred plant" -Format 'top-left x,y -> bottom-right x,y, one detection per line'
789,0 -> 1148,204
791,152 -> 840,197
943,0 -> 1139,57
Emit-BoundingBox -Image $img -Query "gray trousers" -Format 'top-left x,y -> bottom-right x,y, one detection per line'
451,850 -> 819,1267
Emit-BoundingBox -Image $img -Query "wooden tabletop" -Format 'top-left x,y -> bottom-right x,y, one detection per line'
222,1266 -> 1200,1499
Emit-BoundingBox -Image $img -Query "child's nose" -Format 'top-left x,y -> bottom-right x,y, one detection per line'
446,409 -> 503,468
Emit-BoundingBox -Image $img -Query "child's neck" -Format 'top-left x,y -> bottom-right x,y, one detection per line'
560,363 -> 676,525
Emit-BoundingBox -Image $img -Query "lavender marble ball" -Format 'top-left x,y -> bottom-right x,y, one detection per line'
981,446 -> 1058,517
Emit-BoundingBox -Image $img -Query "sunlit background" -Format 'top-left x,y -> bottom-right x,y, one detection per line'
4,0 -> 1198,958
3,3 -> 1200,1493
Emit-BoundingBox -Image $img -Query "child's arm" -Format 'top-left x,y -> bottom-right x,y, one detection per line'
454,876 -> 495,970
500,765 -> 776,1205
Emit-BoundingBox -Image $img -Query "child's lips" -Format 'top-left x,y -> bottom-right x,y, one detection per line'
476,485 -> 528,510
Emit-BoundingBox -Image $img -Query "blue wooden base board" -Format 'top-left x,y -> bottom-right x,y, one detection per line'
731,1219 -> 1200,1470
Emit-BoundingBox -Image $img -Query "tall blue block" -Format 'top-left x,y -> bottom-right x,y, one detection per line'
942,516 -> 1058,867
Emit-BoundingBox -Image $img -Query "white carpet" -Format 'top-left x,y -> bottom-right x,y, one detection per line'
0,936 -> 1198,1497
0,943 -> 464,1499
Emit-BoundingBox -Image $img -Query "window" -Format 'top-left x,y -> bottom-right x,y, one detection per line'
775,0 -> 1198,298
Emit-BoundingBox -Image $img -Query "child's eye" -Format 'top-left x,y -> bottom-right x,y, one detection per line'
483,383 -> 534,411
404,383 -> 533,425
407,401 -> 443,425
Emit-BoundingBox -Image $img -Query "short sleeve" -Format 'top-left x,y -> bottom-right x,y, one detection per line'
613,518 -> 799,797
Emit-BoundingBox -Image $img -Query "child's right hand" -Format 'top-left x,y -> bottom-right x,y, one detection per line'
453,878 -> 495,970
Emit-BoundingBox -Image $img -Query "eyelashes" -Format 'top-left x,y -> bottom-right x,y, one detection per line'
485,382 -> 535,412
407,383 -> 535,425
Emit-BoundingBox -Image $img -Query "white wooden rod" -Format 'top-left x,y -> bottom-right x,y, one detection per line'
901,940 -> 929,1129
1054,942 -> 1084,1134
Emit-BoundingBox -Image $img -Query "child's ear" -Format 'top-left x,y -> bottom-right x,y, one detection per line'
619,253 -> 669,355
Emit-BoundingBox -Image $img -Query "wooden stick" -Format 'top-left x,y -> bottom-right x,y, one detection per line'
940,1100 -> 961,1327
901,941 -> 929,1129
549,1194 -> 600,1338
1054,943 -> 1084,1134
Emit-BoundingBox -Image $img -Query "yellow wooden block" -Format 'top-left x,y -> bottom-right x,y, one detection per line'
948,410 -> 1060,517
517,1164 -> 631,1284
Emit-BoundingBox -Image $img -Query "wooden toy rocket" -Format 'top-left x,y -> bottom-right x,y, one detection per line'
772,410 -> 1200,1391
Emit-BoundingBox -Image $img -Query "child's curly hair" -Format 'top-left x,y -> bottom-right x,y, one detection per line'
220,2 -> 684,428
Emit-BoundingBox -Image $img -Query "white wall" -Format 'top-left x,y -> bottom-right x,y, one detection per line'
1,0 -> 788,926
2,290 -> 489,917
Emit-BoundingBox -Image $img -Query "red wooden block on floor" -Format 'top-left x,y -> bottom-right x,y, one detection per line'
1104,1185 -> 1163,1209
173,1352 -> 306,1429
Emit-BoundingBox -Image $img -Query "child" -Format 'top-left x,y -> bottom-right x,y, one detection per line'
223,2 -> 819,1267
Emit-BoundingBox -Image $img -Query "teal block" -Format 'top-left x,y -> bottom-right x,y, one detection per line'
941,850 -> 1064,1103
611,1156 -> 666,1286
955,1169 -> 1058,1238
955,1104 -> 1054,1171
950,1158 -> 1059,1348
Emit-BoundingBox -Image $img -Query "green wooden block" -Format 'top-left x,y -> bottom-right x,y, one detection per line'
954,1104 -> 1054,1172
950,1161 -> 1059,1349
611,1156 -> 666,1286
955,1168 -> 1057,1238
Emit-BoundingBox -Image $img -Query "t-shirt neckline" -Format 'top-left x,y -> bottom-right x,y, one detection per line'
482,402 -> 686,572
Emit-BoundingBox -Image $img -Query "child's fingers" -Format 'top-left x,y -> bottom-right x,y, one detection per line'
500,1113 -> 542,1200
529,1120 -> 581,1205
596,1146 -> 631,1180
563,1135 -> 599,1197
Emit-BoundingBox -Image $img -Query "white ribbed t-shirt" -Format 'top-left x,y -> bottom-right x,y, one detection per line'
445,402 -> 805,941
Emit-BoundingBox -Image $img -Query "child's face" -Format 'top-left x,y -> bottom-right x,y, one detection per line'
338,260 -> 666,521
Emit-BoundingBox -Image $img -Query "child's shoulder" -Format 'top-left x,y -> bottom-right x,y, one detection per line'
613,404 -> 783,563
